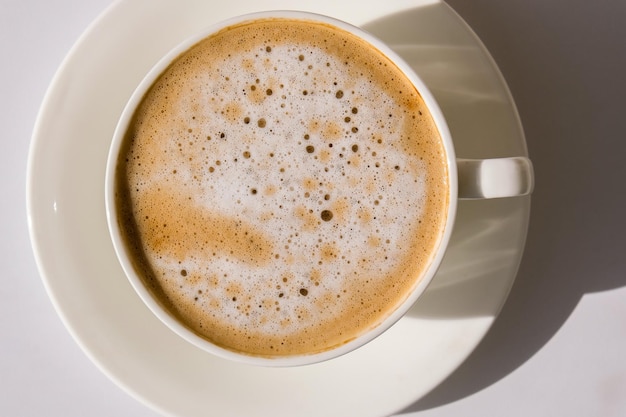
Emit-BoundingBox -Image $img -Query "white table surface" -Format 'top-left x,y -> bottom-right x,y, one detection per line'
3,1 -> 625,416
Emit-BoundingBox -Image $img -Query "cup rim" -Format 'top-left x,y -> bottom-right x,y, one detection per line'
104,9 -> 458,367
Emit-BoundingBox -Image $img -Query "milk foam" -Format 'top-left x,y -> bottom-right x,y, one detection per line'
117,19 -> 448,356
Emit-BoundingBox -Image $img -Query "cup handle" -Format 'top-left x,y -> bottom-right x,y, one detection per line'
457,157 -> 534,199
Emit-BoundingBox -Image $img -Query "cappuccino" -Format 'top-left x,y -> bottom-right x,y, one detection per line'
114,17 -> 449,357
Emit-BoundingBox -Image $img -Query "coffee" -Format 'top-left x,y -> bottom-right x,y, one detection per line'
114,17 -> 449,357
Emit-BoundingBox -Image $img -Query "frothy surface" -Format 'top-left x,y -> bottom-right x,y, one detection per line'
115,18 -> 449,357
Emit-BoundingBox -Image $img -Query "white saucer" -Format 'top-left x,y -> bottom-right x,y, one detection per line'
26,1 -> 531,416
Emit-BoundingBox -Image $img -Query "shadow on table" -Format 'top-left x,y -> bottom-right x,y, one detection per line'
363,0 -> 626,413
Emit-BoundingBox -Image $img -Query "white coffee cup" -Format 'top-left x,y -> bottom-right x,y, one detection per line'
105,10 -> 533,367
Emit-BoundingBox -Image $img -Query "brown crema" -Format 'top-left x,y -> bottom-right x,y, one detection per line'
115,17 -> 449,358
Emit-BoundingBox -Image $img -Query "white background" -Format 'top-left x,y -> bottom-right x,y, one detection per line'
2,0 -> 626,416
